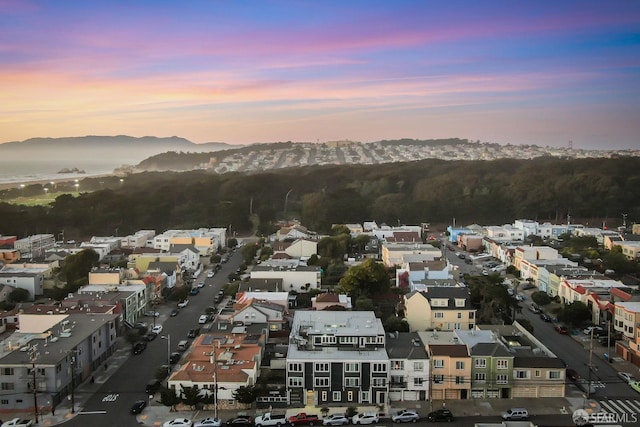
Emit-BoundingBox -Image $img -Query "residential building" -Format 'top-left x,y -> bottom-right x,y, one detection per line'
485,225 -> 524,242
250,265 -> 321,292
513,220 -> 539,238
121,230 -> 155,248
0,249 -> 21,264
0,264 -> 46,300
513,246 -> 561,271
428,344 -> 471,400
614,302 -> 640,340
386,332 -> 430,401
13,234 -> 55,259
77,283 -> 147,325
153,228 -> 227,255
286,311 -> 389,406
271,239 -> 318,259
381,242 -> 441,267
227,298 -> 287,332
469,342 -> 514,399
558,278 -> 631,325
403,287 -> 475,332
311,293 -> 352,311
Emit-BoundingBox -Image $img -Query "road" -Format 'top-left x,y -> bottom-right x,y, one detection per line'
62,248 -> 245,427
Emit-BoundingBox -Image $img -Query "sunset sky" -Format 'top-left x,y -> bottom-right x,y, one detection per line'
1,0 -> 639,149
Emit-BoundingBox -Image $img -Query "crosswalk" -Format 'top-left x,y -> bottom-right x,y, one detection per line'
598,399 -> 640,415
593,381 -> 606,389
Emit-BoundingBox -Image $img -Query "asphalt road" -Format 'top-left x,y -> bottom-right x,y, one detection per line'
62,249 -> 245,427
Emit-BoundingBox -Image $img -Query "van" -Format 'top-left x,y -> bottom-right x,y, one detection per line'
145,379 -> 161,394
502,408 -> 528,420
177,340 -> 190,351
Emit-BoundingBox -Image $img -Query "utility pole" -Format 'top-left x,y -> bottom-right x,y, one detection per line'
70,356 -> 75,414
587,328 -> 594,400
29,346 -> 40,424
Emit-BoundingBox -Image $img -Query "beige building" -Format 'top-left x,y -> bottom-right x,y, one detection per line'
428,344 -> 471,400
403,287 -> 475,332
614,301 -> 640,340
381,242 -> 441,267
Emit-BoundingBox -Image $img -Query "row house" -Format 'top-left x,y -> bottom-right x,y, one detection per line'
614,302 -> 640,367
395,259 -> 452,292
153,228 -> 227,255
250,265 -> 321,293
168,331 -> 264,409
0,313 -> 119,413
428,344 -> 471,400
120,230 -> 156,248
458,234 -> 483,252
542,266 -> 601,297
386,332 -> 430,402
0,265 -> 46,300
512,220 -> 569,240
512,246 -> 561,271
77,283 -> 146,325
558,278 -> 631,325
227,299 -> 287,332
485,225 -> 524,242
286,311 -> 389,406
271,239 -> 318,259
403,287 -> 475,332
519,258 -> 577,289
275,223 -> 316,242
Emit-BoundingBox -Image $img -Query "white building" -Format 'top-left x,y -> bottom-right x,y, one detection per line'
250,265 -> 321,292
13,234 -> 55,259
121,230 -> 156,248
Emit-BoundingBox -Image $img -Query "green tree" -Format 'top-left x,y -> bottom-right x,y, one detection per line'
228,237 -> 238,248
336,259 -> 390,299
61,248 -> 99,286
355,297 -> 374,311
8,288 -> 30,303
383,315 -> 409,332
233,385 -> 258,404
603,250 -> 639,275
531,291 -> 551,306
241,243 -> 259,264
181,386 -> 201,409
557,301 -> 591,328
331,224 -> 351,236
307,254 -> 319,265
259,246 -> 274,260
159,387 -> 181,411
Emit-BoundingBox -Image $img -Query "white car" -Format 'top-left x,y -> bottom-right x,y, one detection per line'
206,271 -> 214,278
391,410 -> 419,423
322,414 -> 349,426
618,372 -> 635,383
197,281 -> 205,288
177,299 -> 189,308
194,418 -> 222,427
163,419 -> 192,427
198,315 -> 208,324
1,419 -> 34,427
151,325 -> 163,334
352,413 -> 379,425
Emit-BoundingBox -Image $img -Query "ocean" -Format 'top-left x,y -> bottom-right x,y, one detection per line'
0,159 -> 118,185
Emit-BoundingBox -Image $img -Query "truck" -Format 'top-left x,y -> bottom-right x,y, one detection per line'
288,413 -> 320,426
255,413 -> 287,427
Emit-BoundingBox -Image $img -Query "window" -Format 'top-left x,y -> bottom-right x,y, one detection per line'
0,399 -> 8,405
413,361 -> 424,371
413,377 -> 424,386
360,391 -> 369,403
345,377 -> 360,387
535,370 -> 541,377
332,391 -> 341,401
1,368 -> 13,375
314,363 -> 329,372
457,312 -> 462,319
288,377 -> 303,387
315,377 -> 329,387
433,360 -> 444,369
496,359 -> 508,369
434,312 -> 444,318
515,370 -> 529,379
549,371 -> 561,379
454,323 -> 461,329
392,361 -> 404,370
475,358 -> 486,368
455,361 -> 465,370
455,376 -> 465,384
289,363 -> 303,372
455,299 -> 465,307
345,363 -> 359,373
496,374 -> 508,384
321,391 -> 327,401
474,373 -> 486,383
372,378 -> 386,387
372,363 -> 387,373
433,375 -> 444,384
469,312 -> 475,319
0,383 -> 14,390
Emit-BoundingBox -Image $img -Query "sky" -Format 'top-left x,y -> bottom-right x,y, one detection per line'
1,0 -> 639,149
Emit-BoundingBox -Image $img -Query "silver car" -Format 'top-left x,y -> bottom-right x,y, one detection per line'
322,415 -> 349,426
391,410 -> 419,423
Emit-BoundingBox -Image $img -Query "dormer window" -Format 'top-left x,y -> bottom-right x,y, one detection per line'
455,299 -> 465,307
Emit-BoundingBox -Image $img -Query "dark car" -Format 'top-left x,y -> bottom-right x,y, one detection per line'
170,308 -> 180,317
133,341 -> 147,355
226,416 -> 254,427
145,379 -> 161,394
540,313 -> 551,322
189,287 -> 200,296
144,331 -> 158,341
554,324 -> 568,334
566,368 -> 580,382
169,352 -> 182,364
187,328 -> 200,338
427,409 -> 453,422
130,399 -> 147,414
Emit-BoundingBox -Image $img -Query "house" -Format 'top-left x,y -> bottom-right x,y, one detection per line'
0,264 -> 46,300
250,265 -> 321,292
558,278 -> 631,325
228,299 -> 287,331
403,287 -> 475,332
381,242 -> 441,268
395,259 -> 454,292
121,229 -> 155,248
0,313 -> 119,413
512,246 -> 562,271
614,302 -> 640,340
168,332 -> 264,409
275,224 -> 315,242
0,249 -> 21,264
311,293 -> 352,310
386,332 -> 430,401
428,344 -> 471,400
13,234 -> 55,259
286,311 -> 389,406
169,244 -> 201,270
271,239 -> 318,259
77,283 -> 146,325
153,228 -> 227,255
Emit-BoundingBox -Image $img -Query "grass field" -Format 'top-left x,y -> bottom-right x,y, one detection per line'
1,191 -> 81,206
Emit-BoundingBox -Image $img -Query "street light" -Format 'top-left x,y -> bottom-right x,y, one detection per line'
161,335 -> 171,373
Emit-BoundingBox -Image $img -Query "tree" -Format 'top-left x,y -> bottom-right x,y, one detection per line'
241,243 -> 259,264
61,248 -> 99,287
307,254 -> 319,265
354,297 -> 373,311
233,385 -> 258,404
557,301 -> 591,328
383,315 -> 409,332
228,237 -> 238,248
160,387 -> 182,411
531,291 -> 551,306
8,288 -> 30,303
336,259 -> 390,299
181,386 -> 201,409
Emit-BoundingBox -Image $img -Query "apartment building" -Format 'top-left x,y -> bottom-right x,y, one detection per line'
403,287 -> 475,332
386,332 -> 430,402
13,234 -> 55,259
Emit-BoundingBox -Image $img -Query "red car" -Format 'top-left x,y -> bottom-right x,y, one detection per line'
554,325 -> 568,334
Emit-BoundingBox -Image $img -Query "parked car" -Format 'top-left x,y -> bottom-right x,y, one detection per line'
190,287 -> 200,296
554,324 -> 568,334
207,271 -> 215,278
163,419 -> 193,427
618,372 -> 635,383
540,313 -> 552,322
145,379 -> 162,394
169,352 -> 182,364
427,409 -> 453,422
288,413 -> 320,426
194,418 -> 222,427
529,303 -> 541,313
583,326 -> 605,337
187,328 -> 200,338
151,325 -> 163,334
144,310 -> 160,317
322,415 -> 349,426
197,281 -> 205,288
391,409 -> 420,423
177,299 -> 189,308
130,400 -> 147,414
170,308 -> 180,317
143,332 -> 158,341
351,413 -> 379,425
198,315 -> 209,324
630,380 -> 640,394
226,416 -> 254,427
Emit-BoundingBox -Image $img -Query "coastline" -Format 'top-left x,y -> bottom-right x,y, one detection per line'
0,173 -> 114,191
